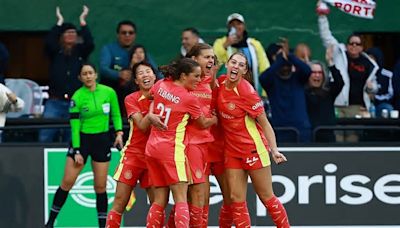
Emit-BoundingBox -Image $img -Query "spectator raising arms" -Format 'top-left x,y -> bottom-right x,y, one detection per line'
39,5 -> 94,143
317,1 -> 378,119
259,38 -> 312,142
305,46 -> 344,142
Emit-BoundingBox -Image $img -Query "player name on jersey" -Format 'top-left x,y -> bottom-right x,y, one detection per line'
157,87 -> 181,104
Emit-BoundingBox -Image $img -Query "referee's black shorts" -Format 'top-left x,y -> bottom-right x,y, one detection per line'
67,132 -> 112,163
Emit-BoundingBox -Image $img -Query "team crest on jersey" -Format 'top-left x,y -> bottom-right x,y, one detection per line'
195,169 -> 203,179
124,170 -> 133,180
227,102 -> 235,110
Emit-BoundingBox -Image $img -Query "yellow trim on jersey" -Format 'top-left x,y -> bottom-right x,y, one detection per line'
113,163 -> 124,180
233,87 -> 239,96
118,119 -> 134,163
244,115 -> 271,167
138,94 -> 146,101
174,114 -> 190,182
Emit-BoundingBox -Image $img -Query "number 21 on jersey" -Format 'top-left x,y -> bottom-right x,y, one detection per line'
156,103 -> 171,125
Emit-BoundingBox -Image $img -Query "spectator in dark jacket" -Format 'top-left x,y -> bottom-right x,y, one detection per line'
0,42 -> 9,84
39,5 -> 94,142
305,46 -> 344,142
393,60 -> 400,111
259,38 -> 312,142
366,47 -> 395,117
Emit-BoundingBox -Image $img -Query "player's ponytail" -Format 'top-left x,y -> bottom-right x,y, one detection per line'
159,58 -> 200,81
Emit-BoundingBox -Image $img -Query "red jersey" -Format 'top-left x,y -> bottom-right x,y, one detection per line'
121,91 -> 151,162
146,79 -> 203,162
208,78 -> 224,162
217,76 -> 269,159
186,75 -> 214,144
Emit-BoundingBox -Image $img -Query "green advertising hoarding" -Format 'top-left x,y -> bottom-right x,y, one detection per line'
44,148 -> 121,227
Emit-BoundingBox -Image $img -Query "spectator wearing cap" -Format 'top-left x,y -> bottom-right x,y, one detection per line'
99,20 -> 159,90
213,13 -> 269,96
366,47 -> 395,117
39,5 -> 94,143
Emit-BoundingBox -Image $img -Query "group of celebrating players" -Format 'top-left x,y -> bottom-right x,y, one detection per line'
106,43 -> 290,228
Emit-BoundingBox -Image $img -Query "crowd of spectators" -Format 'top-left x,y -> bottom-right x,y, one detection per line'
1,5 -> 400,144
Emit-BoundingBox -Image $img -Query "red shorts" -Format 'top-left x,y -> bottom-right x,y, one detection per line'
225,152 -> 271,171
207,141 -> 224,163
186,143 -> 207,184
146,155 -> 189,187
205,161 -> 225,176
113,163 -> 151,189
120,153 -> 147,169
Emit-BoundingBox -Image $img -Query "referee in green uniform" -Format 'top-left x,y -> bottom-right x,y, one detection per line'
46,63 -> 123,228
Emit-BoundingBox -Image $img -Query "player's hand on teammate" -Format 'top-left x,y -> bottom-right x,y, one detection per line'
148,113 -> 167,130
270,148 -> 287,164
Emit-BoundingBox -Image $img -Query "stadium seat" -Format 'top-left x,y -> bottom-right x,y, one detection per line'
5,78 -> 45,118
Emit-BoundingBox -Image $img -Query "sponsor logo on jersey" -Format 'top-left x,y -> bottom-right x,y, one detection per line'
246,156 -> 259,166
252,101 -> 263,110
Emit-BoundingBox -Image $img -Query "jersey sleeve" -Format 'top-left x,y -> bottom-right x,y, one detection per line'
125,94 -> 141,118
186,95 -> 203,120
109,88 -> 123,132
239,80 -> 264,119
69,93 -> 81,148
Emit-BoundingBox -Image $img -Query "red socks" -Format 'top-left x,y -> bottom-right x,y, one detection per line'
219,203 -> 233,228
201,205 -> 209,228
188,204 -> 203,227
167,205 -> 176,228
263,196 -> 290,228
231,202 -> 251,228
174,202 -> 189,228
105,210 -> 122,228
146,203 -> 165,228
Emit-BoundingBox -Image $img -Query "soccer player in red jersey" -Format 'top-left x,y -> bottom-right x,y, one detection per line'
217,52 -> 290,228
185,43 -> 231,228
106,62 -> 161,228
145,58 -> 217,228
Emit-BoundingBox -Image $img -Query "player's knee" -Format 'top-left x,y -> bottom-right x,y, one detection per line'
258,191 -> 274,203
229,189 -> 245,202
189,186 -> 205,206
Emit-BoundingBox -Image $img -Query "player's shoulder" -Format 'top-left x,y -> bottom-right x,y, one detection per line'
237,79 -> 257,96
